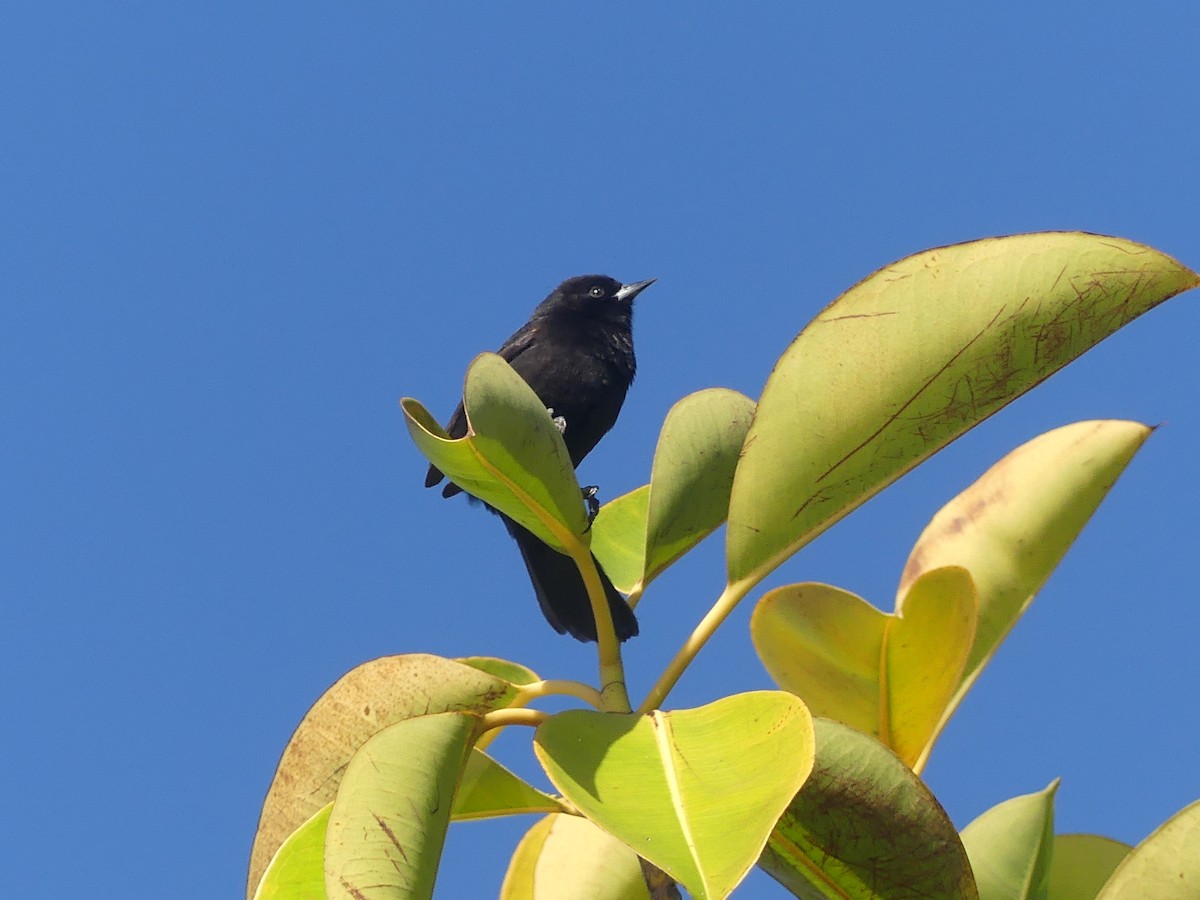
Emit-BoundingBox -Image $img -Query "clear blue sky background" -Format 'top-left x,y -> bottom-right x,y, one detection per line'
4,4 -> 1199,897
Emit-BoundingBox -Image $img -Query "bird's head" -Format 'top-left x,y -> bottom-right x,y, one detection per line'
544,274 -> 656,319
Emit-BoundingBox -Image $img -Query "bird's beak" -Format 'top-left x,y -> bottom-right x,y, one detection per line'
616,278 -> 657,303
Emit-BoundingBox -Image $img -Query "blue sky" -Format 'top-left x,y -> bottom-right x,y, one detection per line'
4,4 -> 1199,897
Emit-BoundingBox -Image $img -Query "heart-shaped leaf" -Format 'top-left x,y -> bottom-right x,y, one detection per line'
751,566 -> 976,769
534,691 -> 814,900
751,583 -> 886,739
884,566 -> 978,769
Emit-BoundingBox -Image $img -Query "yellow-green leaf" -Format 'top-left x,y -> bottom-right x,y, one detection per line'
501,814 -> 650,900
728,233 -> 1196,589
1048,835 -> 1131,900
248,654 -> 529,898
761,718 -> 977,899
452,749 -> 564,821
455,656 -> 540,687
403,352 -> 589,551
641,389 -> 755,589
885,566 -> 977,770
751,583 -> 886,740
900,420 -> 1152,752
534,692 -> 814,900
252,804 -> 330,900
326,713 -> 476,900
591,485 -> 650,594
750,567 -> 976,770
1096,800 -> 1200,898
961,782 -> 1059,900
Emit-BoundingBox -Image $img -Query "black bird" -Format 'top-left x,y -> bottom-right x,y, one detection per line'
425,274 -> 655,642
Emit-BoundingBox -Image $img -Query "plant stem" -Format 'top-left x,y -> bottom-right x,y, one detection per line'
638,579 -> 752,714
478,707 -> 548,733
520,679 -> 605,710
568,543 -> 631,713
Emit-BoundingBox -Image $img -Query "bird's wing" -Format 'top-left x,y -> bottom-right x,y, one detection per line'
496,321 -> 539,365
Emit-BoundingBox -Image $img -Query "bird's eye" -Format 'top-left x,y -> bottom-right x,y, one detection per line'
589,285 -> 605,298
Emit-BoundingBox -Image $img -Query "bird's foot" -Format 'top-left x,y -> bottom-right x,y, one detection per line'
546,407 -> 568,435
581,485 -> 600,530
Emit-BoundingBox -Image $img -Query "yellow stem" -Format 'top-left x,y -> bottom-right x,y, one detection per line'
519,679 -> 605,710
566,541 -> 631,713
478,707 -> 548,734
638,579 -> 752,714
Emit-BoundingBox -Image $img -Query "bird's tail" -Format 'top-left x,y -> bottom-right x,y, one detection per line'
504,517 -> 638,642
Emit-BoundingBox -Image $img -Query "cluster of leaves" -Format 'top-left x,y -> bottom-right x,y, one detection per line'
249,233 -> 1200,899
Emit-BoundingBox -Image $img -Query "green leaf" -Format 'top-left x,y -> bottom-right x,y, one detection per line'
884,566 -> 977,769
900,420 -> 1151,758
1096,800 -> 1200,898
403,352 -> 589,550
501,814 -> 651,900
252,804 -> 330,900
1048,835 -> 1131,900
455,656 -> 540,687
534,691 -> 814,900
641,389 -> 755,588
961,781 -> 1058,900
728,233 -> 1197,589
452,749 -> 564,821
752,583 -> 887,740
591,389 -> 755,596
753,420 -> 1150,772
761,718 -> 977,899
326,712 -> 476,899
750,566 -> 976,770
591,485 -> 650,594
248,654 -> 531,898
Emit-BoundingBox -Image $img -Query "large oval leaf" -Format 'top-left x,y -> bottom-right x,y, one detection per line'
760,718 -> 977,899
900,420 -> 1151,746
728,233 -> 1197,588
248,654 -> 533,898
1097,800 -> 1200,898
534,691 -> 814,900
326,712 -> 477,900
403,352 -> 589,550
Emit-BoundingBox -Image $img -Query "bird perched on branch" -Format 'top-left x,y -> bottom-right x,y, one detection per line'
425,274 -> 655,642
